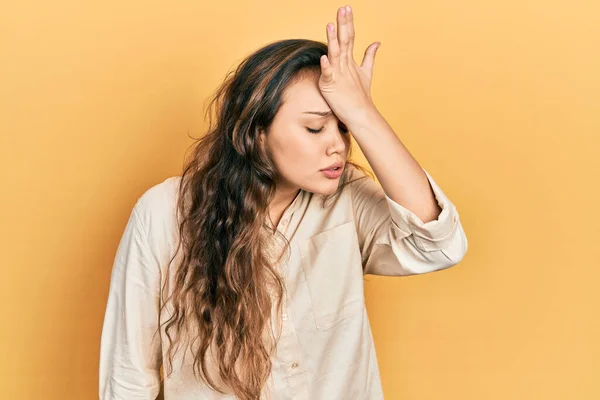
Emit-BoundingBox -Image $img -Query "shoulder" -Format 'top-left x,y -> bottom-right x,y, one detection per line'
344,162 -> 373,182
134,176 -> 181,217
342,163 -> 377,194
131,176 -> 182,253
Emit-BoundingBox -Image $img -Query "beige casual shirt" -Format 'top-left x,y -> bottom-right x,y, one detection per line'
99,164 -> 468,399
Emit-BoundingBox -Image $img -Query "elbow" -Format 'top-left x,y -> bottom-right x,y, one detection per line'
439,224 -> 468,268
416,222 -> 468,274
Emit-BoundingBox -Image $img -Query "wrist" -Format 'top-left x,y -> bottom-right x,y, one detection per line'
347,106 -> 386,138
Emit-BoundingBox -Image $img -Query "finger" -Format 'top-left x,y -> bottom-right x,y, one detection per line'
337,6 -> 350,66
345,5 -> 355,64
326,22 -> 340,67
360,42 -> 380,73
320,54 -> 334,82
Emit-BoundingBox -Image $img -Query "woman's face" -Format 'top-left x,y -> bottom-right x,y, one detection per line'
260,71 -> 350,197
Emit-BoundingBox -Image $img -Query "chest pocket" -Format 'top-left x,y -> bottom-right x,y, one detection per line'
299,220 -> 365,330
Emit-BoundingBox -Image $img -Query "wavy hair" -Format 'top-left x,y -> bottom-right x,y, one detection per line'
158,39 -> 373,399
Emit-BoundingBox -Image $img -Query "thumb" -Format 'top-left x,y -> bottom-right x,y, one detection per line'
360,42 -> 380,72
320,54 -> 334,82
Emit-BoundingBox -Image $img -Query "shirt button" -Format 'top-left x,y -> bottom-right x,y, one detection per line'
291,362 -> 299,369
280,218 -> 289,226
282,313 -> 288,321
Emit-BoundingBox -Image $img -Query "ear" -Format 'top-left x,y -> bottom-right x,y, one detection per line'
258,129 -> 266,149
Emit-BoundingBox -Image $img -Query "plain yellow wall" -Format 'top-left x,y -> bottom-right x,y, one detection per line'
1,0 -> 598,398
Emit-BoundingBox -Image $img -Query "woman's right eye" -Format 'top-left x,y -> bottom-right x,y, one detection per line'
306,124 -> 348,135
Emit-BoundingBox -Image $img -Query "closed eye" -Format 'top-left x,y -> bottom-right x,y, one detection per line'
306,124 -> 349,135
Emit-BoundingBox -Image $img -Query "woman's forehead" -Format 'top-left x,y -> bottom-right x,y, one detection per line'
281,78 -> 330,116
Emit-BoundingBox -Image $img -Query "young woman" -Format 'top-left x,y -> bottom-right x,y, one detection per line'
99,5 -> 468,400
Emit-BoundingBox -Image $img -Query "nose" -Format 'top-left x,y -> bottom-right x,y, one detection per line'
326,126 -> 348,156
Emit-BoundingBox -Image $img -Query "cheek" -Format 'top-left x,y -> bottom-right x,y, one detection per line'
273,132 -> 318,166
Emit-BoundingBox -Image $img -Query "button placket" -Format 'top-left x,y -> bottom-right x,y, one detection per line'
280,302 -> 292,334
272,298 -> 307,395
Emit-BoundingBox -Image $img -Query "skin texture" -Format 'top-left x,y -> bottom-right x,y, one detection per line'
260,71 -> 350,227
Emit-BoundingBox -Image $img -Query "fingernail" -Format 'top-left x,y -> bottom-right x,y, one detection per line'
346,5 -> 351,13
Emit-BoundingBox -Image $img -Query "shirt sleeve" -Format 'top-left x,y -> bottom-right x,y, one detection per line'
99,200 -> 162,399
348,165 -> 468,276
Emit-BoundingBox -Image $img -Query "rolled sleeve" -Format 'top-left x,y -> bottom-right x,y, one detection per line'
385,168 -> 460,252
349,164 -> 468,276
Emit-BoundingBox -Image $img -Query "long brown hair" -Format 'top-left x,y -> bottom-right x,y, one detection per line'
158,39 -> 373,399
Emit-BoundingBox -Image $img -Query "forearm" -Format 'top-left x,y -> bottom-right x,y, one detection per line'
347,108 -> 443,223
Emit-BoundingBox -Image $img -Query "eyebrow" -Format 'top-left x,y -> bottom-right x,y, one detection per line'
302,110 -> 333,117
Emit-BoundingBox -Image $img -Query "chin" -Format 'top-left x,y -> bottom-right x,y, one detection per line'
307,180 -> 340,196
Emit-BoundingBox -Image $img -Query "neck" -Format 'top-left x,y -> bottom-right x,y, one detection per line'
268,185 -> 301,231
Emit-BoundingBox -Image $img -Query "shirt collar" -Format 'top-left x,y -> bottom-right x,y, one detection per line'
284,189 -> 303,218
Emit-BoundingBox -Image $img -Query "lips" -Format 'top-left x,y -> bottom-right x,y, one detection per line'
321,161 -> 344,171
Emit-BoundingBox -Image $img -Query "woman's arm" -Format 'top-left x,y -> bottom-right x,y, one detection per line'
349,107 -> 446,225
99,201 -> 162,399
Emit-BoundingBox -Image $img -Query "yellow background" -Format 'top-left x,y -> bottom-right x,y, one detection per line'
1,0 -> 598,398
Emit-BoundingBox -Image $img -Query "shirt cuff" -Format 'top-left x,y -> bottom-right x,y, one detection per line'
385,168 -> 460,252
